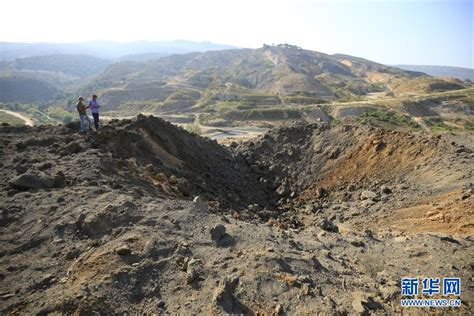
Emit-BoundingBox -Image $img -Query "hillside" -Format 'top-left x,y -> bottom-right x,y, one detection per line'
84,45 -> 425,110
395,65 -> 474,81
68,45 -> 473,135
1,45 -> 471,134
13,54 -> 111,78
0,74 -> 60,103
0,116 -> 472,314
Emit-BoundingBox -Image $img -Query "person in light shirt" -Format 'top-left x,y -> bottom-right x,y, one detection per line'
88,94 -> 100,129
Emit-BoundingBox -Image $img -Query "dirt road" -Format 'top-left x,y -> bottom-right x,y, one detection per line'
0,109 -> 34,126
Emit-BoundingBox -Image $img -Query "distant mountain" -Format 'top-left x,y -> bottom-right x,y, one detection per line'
13,54 -> 111,78
82,44 -> 437,111
395,65 -> 474,81
0,40 -> 237,61
0,55 -> 112,100
117,52 -> 169,62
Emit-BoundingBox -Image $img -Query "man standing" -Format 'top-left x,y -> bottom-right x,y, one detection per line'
88,94 -> 100,129
76,96 -> 92,133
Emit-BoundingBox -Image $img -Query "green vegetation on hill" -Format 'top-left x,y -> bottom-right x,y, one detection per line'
361,109 -> 419,129
390,76 -> 465,95
0,75 -> 59,103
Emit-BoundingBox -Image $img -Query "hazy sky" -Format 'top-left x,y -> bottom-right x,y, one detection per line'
1,0 -> 472,67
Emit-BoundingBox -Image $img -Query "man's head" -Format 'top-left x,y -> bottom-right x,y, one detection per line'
78,96 -> 84,101
92,95 -> 97,100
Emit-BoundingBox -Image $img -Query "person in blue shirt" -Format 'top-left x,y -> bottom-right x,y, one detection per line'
88,94 -> 100,129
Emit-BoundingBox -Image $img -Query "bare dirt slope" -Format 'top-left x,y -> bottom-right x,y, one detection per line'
0,115 -> 472,314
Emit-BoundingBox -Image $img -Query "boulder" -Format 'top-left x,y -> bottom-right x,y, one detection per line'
9,171 -> 65,190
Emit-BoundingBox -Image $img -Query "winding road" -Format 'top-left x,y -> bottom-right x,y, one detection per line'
0,109 -> 34,126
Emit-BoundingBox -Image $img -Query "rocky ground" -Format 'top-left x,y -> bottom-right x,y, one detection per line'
0,115 -> 472,314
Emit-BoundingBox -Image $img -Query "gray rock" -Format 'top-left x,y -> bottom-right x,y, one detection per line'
379,185 -> 392,194
212,277 -> 247,314
36,162 -> 52,171
360,190 -> 378,201
193,196 -> 208,212
248,204 -> 259,212
210,224 -> 226,241
9,171 -> 65,190
186,258 -> 203,283
58,142 -> 82,156
116,245 -> 131,256
318,218 -> 339,233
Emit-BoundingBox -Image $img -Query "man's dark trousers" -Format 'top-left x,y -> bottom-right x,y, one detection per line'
92,113 -> 99,129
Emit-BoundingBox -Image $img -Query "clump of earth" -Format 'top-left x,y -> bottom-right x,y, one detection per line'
0,115 -> 472,314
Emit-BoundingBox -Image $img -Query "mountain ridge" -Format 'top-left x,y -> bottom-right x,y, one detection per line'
395,64 -> 474,81
0,40 -> 237,61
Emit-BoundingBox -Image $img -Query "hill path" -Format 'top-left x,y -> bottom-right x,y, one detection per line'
0,109 -> 34,126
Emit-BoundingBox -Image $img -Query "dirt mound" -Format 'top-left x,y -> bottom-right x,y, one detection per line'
0,116 -> 472,314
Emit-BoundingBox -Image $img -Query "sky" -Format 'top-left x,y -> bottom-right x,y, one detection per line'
1,0 -> 472,67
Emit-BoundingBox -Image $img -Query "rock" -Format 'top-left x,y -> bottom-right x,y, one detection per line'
347,183 -> 356,192
248,204 -> 259,212
116,245 -> 131,256
193,196 -> 208,212
81,202 -> 141,238
58,142 -> 82,156
360,190 -> 378,201
328,147 -> 340,159
351,292 -> 382,314
379,285 -> 399,301
379,185 -> 391,194
29,274 -> 57,290
15,164 -> 28,175
157,300 -> 166,308
315,187 -> 327,198
212,277 -> 247,314
169,175 -> 178,185
177,179 -> 191,197
276,184 -> 288,196
372,140 -> 386,152
318,218 -> 339,233
186,258 -> 203,283
399,183 -> 409,190
352,298 -> 368,314
275,303 -> 283,314
300,283 -> 311,296
36,162 -> 52,171
8,171 -> 65,190
210,224 -> 226,241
